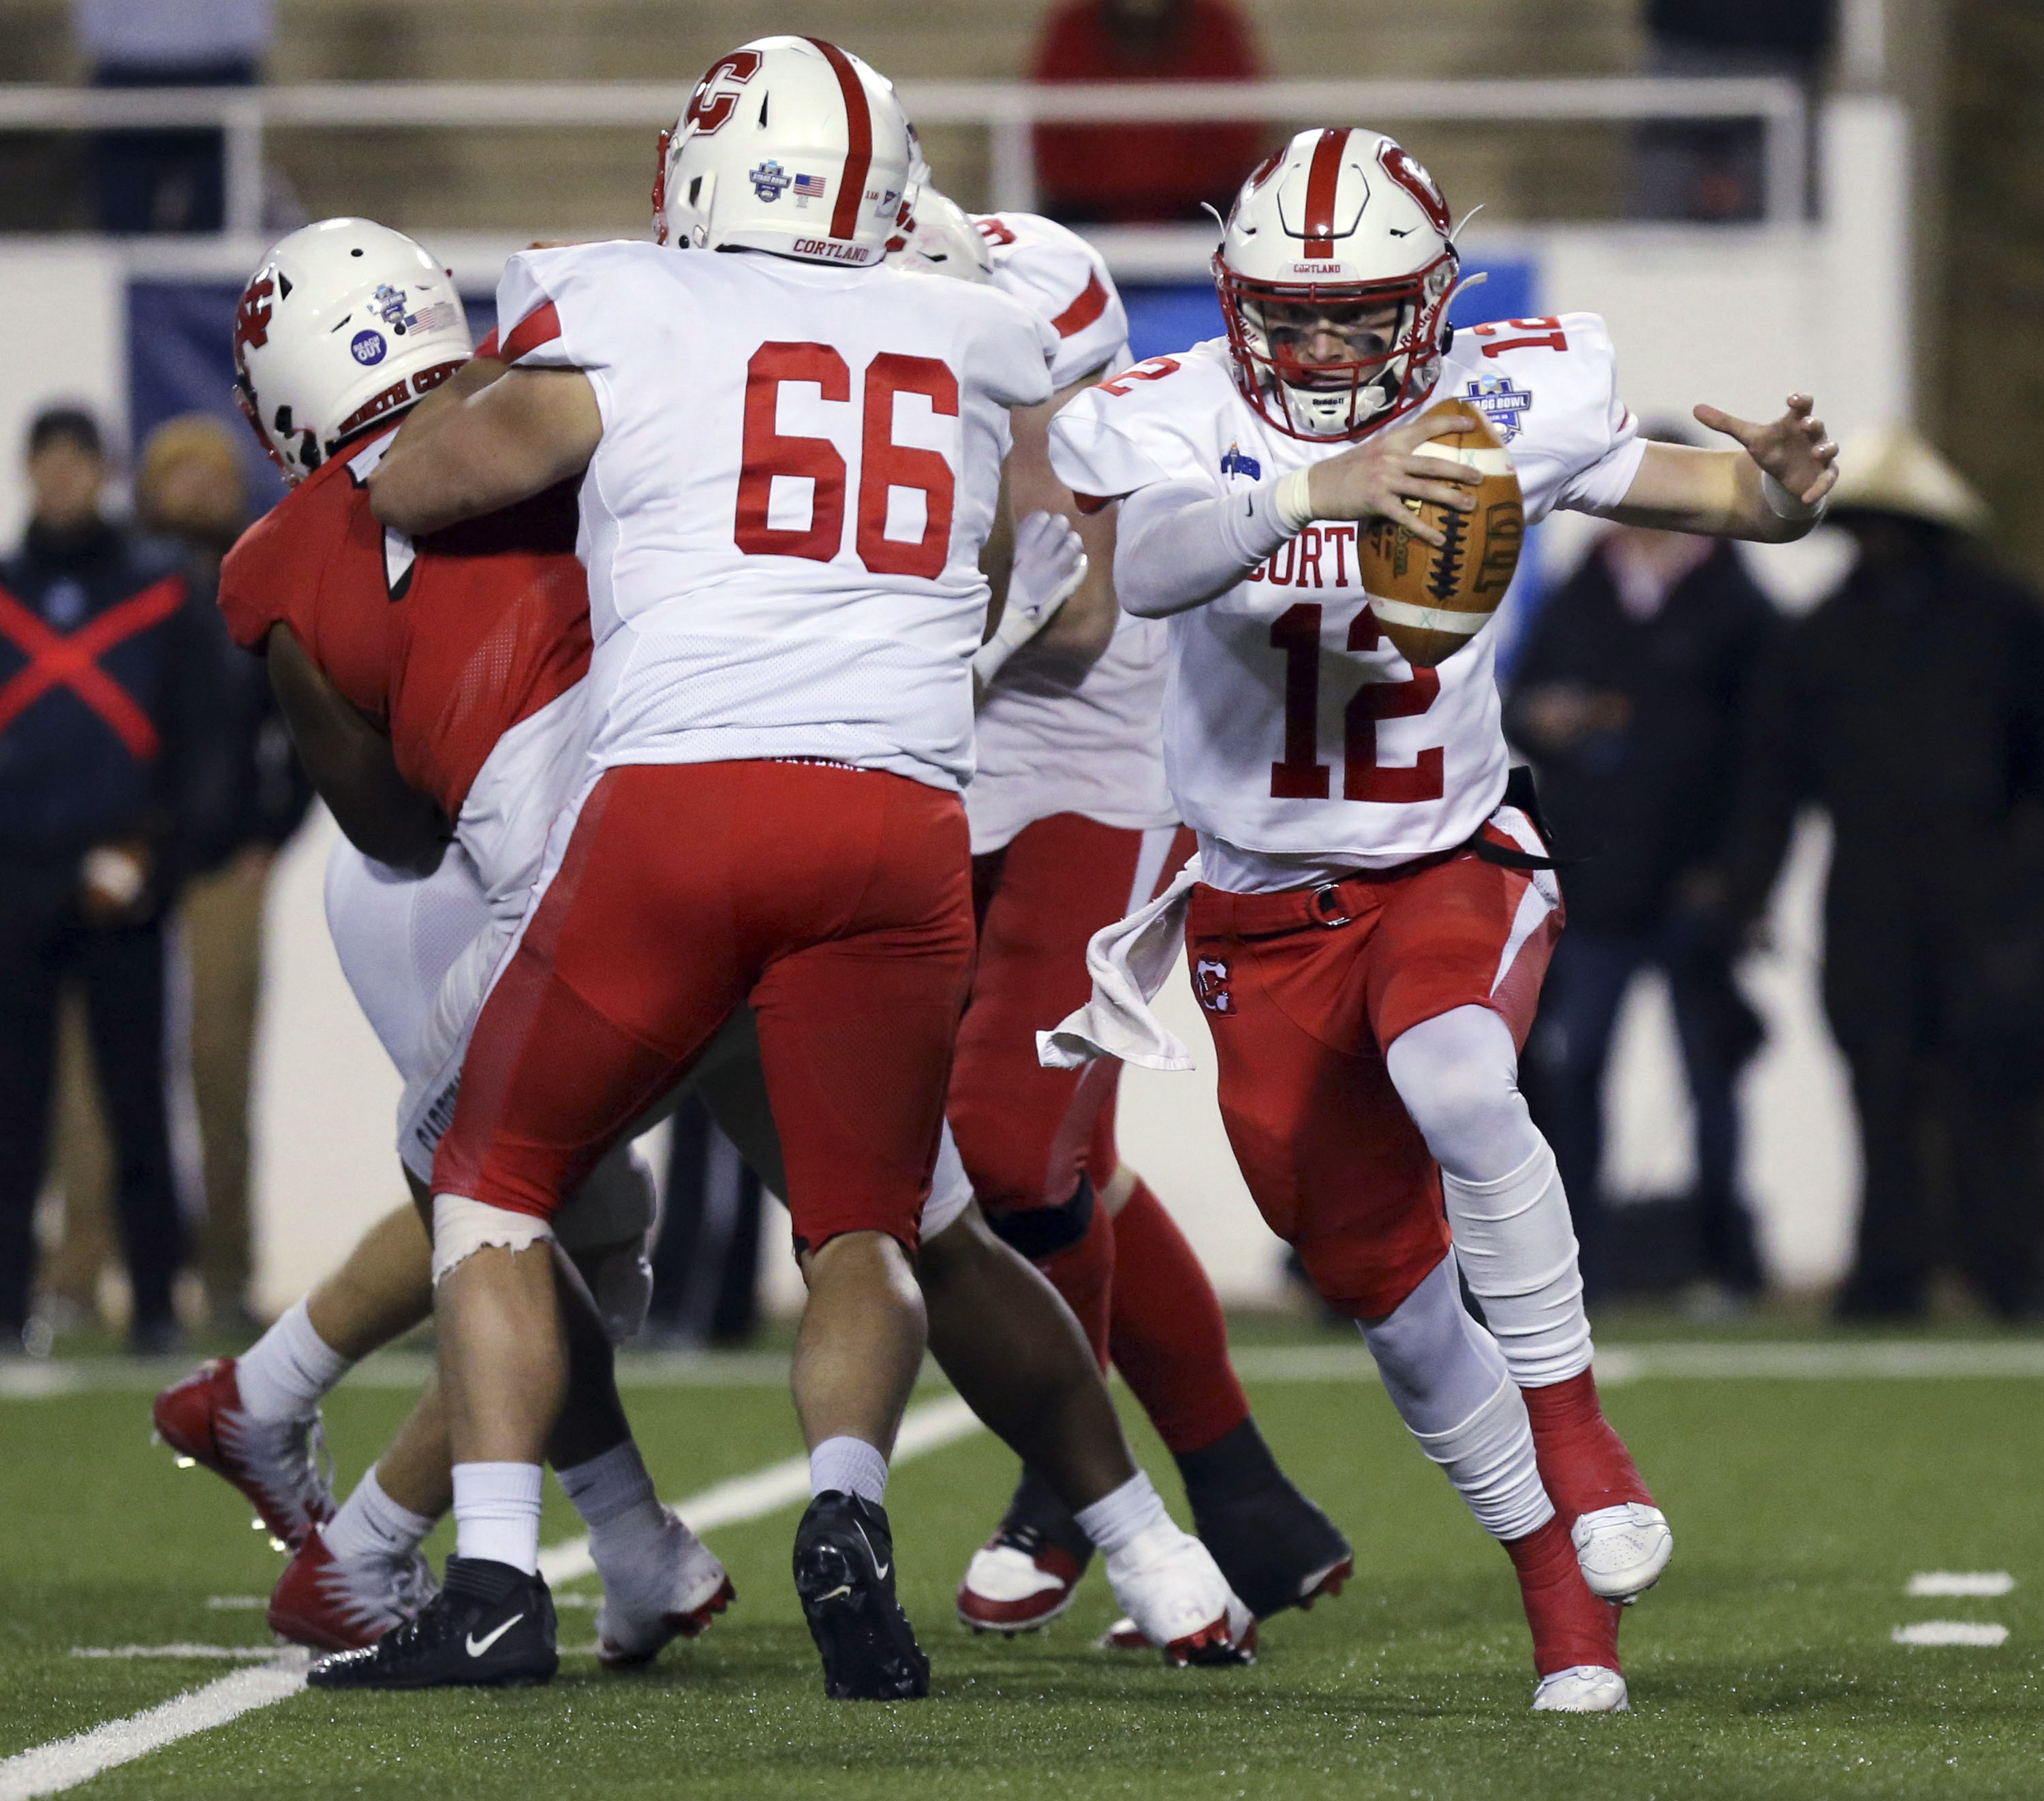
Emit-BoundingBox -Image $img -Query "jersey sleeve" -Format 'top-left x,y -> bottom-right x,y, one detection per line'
217,496 -> 317,653
1047,354 -> 1221,503
1538,313 -> 1647,516
963,285 -> 1057,411
978,213 -> 1130,389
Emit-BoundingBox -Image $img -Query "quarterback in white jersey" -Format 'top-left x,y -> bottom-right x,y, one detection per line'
356,38 -> 1254,1698
1048,125 -> 1838,1712
892,193 -> 1355,1644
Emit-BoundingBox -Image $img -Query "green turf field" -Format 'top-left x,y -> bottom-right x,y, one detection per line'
2,1338 -> 2041,1800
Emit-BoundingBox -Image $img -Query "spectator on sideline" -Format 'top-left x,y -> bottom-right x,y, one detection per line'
136,415 -> 311,1328
1031,0 -> 1263,224
0,407 -> 232,1355
72,0 -> 275,234
1631,0 -> 1835,221
1724,427 -> 2044,1323
1507,428 -> 1778,1303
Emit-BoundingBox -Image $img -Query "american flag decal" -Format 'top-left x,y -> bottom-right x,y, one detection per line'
794,173 -> 826,198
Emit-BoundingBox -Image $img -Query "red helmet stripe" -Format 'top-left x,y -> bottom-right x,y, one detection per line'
1301,127 -> 1348,260
805,38 -> 873,242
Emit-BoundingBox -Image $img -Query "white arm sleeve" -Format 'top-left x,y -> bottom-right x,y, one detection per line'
1115,475 -> 1305,618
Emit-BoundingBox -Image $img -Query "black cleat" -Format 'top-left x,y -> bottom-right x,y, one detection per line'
793,1491 -> 929,1701
1179,1418 -> 1354,1620
307,1556 -> 557,1690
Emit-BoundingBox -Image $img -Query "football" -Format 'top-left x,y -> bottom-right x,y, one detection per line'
1357,403 -> 1525,667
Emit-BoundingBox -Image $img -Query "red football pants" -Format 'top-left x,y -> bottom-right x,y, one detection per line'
433,761 -> 975,1252
1186,834 -> 1562,1321
948,815 -> 1195,1213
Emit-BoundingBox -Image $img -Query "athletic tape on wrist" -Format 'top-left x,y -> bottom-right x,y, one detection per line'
431,1192 -> 557,1285
1273,467 -> 1316,535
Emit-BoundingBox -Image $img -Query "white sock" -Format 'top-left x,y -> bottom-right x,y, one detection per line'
452,1461 -> 544,1574
322,1464 -> 437,1565
808,1436 -> 888,1507
1407,1376 -> 1555,1543
557,1440 -> 668,1564
1074,1472 -> 1171,1556
233,1298 -> 352,1424
1442,1143 -> 1594,1388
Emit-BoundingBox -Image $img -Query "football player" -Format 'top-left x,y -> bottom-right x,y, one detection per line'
157,206 -> 1248,1684
893,191 -> 1352,1642
1044,127 -> 1837,1710
326,37 -> 1254,1697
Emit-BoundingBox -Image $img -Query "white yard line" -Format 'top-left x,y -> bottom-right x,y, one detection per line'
2,1393 -> 984,1796
11,1339 -> 2044,1400
1908,1572 -> 2015,1597
68,1646 -> 288,1661
1891,1622 -> 2010,1646
538,1391 -> 983,1585
0,1654 -> 309,1801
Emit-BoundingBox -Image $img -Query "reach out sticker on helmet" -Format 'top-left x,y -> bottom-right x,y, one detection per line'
350,330 -> 386,366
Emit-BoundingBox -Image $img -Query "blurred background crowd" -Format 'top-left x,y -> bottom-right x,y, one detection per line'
1,0 -> 2039,1354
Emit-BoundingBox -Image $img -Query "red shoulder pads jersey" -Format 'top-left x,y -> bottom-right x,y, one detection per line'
218,433 -> 591,819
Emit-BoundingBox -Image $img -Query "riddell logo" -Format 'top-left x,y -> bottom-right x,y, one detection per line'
1193,956 -> 1235,1015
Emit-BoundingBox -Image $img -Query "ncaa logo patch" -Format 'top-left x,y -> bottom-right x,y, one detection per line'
749,159 -> 792,202
1193,956 -> 1235,1016
1220,443 -> 1262,482
1464,374 -> 1532,443
350,329 -> 386,366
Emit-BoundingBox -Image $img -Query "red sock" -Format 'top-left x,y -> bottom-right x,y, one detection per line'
1505,1515 -> 1622,1677
1039,1194 -> 1115,1369
1521,1370 -> 1654,1528
1106,1178 -> 1251,1454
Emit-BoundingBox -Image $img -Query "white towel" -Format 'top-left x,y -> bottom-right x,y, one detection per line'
1037,856 -> 1203,1071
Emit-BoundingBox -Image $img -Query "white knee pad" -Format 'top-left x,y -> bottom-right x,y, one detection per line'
431,1193 -> 557,1285
918,1123 -> 974,1241
1406,1374 -> 1555,1544
1442,1141 -> 1593,1388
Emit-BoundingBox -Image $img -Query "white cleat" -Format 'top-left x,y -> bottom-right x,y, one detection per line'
595,1508 -> 737,1668
957,1534 -> 1085,1634
1104,1523 -> 1256,1666
1572,1503 -> 1673,1601
1532,1665 -> 1630,1712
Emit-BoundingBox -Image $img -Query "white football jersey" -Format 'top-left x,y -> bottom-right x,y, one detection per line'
1048,313 -> 1646,883
966,211 -> 1177,854
495,240 -> 1055,791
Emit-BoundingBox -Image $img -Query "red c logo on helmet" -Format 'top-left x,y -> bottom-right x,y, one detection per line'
683,50 -> 763,138
1378,142 -> 1451,235
234,277 -> 274,360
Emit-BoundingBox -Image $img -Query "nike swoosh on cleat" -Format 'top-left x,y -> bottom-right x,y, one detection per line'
815,1584 -> 854,1602
465,1614 -> 523,1657
852,1520 -> 890,1582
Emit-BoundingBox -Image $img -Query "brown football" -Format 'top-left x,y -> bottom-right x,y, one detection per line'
1357,404 -> 1525,668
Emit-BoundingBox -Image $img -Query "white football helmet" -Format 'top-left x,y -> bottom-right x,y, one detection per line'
1214,128 -> 1459,440
887,187 -> 992,283
233,217 -> 469,484
653,36 -> 915,270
